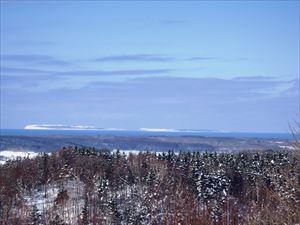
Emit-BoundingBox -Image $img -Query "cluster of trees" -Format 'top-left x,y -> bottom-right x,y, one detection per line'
0,146 -> 299,225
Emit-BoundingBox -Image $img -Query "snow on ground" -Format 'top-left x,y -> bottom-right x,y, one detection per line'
24,179 -> 85,224
24,184 -> 60,212
112,149 -> 179,156
112,149 -> 146,156
279,145 -> 296,150
118,149 -> 142,155
0,150 -> 39,164
0,148 -> 174,164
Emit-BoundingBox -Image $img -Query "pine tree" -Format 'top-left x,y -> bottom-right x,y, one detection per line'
196,166 -> 230,222
28,204 -> 42,225
109,198 -> 121,224
80,196 -> 89,225
55,188 -> 69,205
49,214 -> 66,225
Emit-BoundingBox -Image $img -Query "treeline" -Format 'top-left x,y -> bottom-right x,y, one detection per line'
0,146 -> 299,225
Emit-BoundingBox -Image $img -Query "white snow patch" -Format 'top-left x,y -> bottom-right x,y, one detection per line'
24,180 -> 85,224
0,150 -> 38,164
140,128 -> 179,132
112,149 -> 150,156
279,145 -> 296,150
112,149 -> 178,156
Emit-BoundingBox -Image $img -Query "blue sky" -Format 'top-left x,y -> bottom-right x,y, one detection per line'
1,1 -> 299,132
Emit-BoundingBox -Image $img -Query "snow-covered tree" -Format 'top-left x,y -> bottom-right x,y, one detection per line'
27,204 -> 42,225
49,214 -> 66,225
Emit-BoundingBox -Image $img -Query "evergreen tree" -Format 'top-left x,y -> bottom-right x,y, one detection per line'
55,188 -> 69,206
28,204 -> 42,225
80,196 -> 89,225
49,214 -> 66,225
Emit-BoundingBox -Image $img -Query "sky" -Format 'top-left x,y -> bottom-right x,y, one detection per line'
0,1 -> 299,132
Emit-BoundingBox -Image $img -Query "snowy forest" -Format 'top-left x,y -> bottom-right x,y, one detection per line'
0,145 -> 299,225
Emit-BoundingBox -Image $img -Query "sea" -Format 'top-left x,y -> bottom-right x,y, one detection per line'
0,129 -> 296,140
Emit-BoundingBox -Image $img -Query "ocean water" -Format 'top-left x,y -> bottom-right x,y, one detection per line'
0,129 -> 295,140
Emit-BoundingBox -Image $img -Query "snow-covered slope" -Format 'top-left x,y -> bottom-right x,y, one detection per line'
0,150 -> 38,164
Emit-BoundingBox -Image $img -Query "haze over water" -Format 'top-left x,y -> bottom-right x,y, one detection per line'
0,129 -> 294,140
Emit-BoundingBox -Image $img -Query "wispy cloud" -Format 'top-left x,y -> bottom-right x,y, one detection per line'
233,76 -> 276,81
1,54 -> 71,66
2,53 -> 246,67
93,54 -> 174,62
1,66 -> 50,74
186,56 -> 219,61
185,57 -> 247,62
126,76 -> 296,101
54,69 -> 172,77
1,66 -> 173,89
2,66 -> 172,77
2,76 -> 297,131
92,54 -> 248,63
93,54 -> 226,62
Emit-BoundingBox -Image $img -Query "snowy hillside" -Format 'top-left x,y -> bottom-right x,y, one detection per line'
1,146 -> 299,224
0,150 -> 38,164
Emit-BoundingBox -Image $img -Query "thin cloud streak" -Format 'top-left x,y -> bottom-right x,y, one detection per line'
185,57 -> 247,62
93,54 -> 174,62
2,53 -> 247,66
1,66 -> 172,77
1,54 -> 71,66
233,76 -> 277,81
54,69 -> 172,77
1,66 -> 51,74
186,56 -> 219,61
1,66 -> 173,84
94,54 -> 227,62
